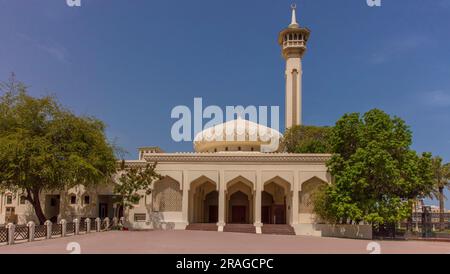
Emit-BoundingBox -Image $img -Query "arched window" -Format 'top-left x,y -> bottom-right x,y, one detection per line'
6,195 -> 13,205
20,196 -> 26,205
84,195 -> 90,205
70,195 -> 76,205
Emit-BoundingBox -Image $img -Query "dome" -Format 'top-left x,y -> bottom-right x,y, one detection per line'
193,117 -> 283,153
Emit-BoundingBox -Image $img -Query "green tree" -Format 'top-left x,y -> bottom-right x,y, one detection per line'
0,77 -> 117,224
316,109 -> 434,229
115,161 -> 162,210
430,156 -> 450,231
281,125 -> 332,153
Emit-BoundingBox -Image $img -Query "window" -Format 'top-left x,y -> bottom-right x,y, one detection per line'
84,195 -> 90,205
6,195 -> 12,205
20,196 -> 26,205
50,198 -> 57,207
134,213 -> 146,222
238,147 -> 241,151
70,195 -> 76,205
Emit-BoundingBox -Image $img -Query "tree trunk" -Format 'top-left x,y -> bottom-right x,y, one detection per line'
27,187 -> 47,225
439,187 -> 445,231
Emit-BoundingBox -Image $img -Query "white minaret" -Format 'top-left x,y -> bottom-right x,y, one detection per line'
278,4 -> 310,129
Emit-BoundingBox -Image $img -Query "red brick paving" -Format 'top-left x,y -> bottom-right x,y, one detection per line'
0,230 -> 449,254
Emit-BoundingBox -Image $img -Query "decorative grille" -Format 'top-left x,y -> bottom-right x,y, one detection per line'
14,225 -> 29,241
34,225 -> 47,238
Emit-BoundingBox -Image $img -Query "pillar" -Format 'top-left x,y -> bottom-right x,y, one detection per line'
291,173 -> 300,225
254,173 -> 262,234
182,173 -> 189,227
217,171 -> 226,232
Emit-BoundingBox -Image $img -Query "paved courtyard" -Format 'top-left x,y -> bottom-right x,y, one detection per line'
0,230 -> 449,254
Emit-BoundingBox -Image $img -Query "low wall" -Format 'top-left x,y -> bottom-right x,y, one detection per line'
315,224 -> 373,240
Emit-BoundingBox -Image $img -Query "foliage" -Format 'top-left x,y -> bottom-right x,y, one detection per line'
314,109 -> 434,226
281,125 -> 332,153
0,76 -> 117,224
115,161 -> 162,209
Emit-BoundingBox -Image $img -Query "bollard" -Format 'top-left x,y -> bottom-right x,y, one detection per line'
95,218 -> 101,232
85,218 -> 91,233
104,217 -> 110,230
60,219 -> 67,237
6,223 -> 15,245
44,220 -> 52,239
27,221 -> 35,242
74,218 -> 80,235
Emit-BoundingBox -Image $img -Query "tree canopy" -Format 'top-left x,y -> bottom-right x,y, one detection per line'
281,125 -> 332,153
314,109 -> 434,227
115,161 -> 162,209
0,77 -> 117,224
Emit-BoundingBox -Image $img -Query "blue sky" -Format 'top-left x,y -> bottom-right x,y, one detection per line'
1,1 -> 449,203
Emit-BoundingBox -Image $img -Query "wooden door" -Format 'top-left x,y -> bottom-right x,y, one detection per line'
232,206 -> 246,223
208,205 -> 218,223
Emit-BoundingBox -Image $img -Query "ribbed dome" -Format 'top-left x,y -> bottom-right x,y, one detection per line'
193,117 -> 282,153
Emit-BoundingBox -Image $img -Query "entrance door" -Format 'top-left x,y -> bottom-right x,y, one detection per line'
99,203 -> 108,219
262,206 -> 271,224
208,206 -> 218,223
272,205 -> 286,224
232,206 -> 246,223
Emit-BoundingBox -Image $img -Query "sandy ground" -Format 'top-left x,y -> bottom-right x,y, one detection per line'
0,230 -> 449,254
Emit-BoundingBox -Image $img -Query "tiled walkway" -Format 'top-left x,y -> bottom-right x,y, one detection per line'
1,230 -> 449,254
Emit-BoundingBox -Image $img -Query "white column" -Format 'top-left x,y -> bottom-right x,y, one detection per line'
254,173 -> 262,234
291,172 -> 300,225
181,176 -> 189,228
217,171 -> 226,232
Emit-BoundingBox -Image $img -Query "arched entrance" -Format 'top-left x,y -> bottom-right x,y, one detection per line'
299,177 -> 327,224
189,177 -> 218,223
226,177 -> 254,224
262,177 -> 291,224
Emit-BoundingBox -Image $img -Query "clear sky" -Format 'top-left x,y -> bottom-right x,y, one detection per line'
1,1 -> 449,203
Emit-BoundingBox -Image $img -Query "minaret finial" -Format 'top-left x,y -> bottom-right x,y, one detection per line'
289,4 -> 299,28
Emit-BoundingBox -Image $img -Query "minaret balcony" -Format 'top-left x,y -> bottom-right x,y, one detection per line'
282,40 -> 306,50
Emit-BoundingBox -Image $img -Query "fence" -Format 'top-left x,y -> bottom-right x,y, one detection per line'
0,217 -> 120,246
373,212 -> 450,240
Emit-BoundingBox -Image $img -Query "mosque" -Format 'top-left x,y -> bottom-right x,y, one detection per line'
0,6 -> 332,236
